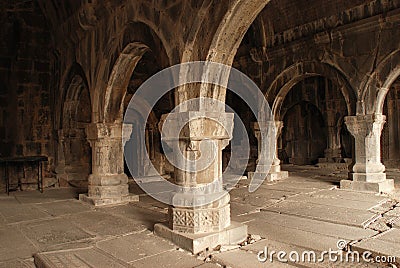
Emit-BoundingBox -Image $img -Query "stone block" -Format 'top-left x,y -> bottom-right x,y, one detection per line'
351,172 -> 387,183
154,221 -> 247,254
248,170 -> 288,182
79,193 -> 139,207
88,185 -> 129,199
20,218 -> 94,251
89,174 -> 128,186
340,179 -> 394,194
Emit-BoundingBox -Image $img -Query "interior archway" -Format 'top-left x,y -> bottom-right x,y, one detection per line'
277,76 -> 351,166
281,101 -> 326,165
381,76 -> 400,168
59,74 -> 92,187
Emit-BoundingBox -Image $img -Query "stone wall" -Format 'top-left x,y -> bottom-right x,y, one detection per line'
232,0 -> 400,168
0,1 -> 53,190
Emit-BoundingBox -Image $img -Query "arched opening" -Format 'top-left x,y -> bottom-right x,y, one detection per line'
59,74 -> 92,187
277,76 -> 351,166
104,22 -> 172,180
281,101 -> 326,165
224,90 -> 258,174
381,76 -> 400,168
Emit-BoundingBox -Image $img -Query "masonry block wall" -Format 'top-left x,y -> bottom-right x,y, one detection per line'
0,1 -> 53,190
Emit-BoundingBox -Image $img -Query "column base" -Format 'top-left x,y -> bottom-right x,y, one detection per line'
350,172 -> 387,183
340,179 -> 394,193
154,221 -> 247,254
248,171 -> 288,182
79,193 -> 139,207
316,162 -> 350,170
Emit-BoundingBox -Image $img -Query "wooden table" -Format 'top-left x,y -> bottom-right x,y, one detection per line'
0,156 -> 48,195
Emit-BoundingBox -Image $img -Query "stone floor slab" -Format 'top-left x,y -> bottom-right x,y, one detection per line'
36,200 -> 92,217
34,247 -> 130,268
0,259 -> 35,268
98,203 -> 167,230
352,238 -> 400,265
67,211 -> 146,237
230,201 -> 261,217
13,188 -> 84,204
20,218 -> 95,251
0,204 -> 50,224
236,211 -> 377,241
0,226 -> 37,261
263,200 -> 373,227
213,248 -> 294,268
288,192 -> 387,211
373,228 -> 400,244
129,248 -> 204,267
96,231 -> 175,263
244,220 -> 347,253
244,240 -> 386,268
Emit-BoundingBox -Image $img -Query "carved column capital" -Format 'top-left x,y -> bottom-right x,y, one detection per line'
344,114 -> 386,138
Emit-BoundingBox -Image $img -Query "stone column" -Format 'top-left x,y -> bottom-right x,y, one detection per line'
340,114 -> 394,193
248,121 -> 288,182
322,126 -> 342,161
154,111 -> 247,254
317,125 -> 349,170
79,123 -> 139,206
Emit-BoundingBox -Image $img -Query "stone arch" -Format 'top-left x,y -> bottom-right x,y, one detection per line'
58,63 -> 89,128
100,20 -> 172,124
58,64 -> 92,187
103,42 -> 150,124
362,49 -> 400,115
206,0 -> 270,65
179,0 -> 271,103
267,61 -> 357,120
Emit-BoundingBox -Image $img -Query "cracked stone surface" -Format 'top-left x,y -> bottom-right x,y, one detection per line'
0,166 -> 398,267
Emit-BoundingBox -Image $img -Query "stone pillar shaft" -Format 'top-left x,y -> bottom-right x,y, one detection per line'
79,123 -> 138,206
161,112 -> 232,230
340,114 -> 394,193
345,115 -> 385,179
249,121 -> 288,181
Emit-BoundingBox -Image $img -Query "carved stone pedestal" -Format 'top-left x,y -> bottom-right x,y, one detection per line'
153,111 -> 247,253
340,115 -> 394,193
79,174 -> 138,206
154,221 -> 247,254
155,192 -> 247,253
79,123 -> 139,206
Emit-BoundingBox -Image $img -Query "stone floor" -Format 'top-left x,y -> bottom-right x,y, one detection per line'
0,165 -> 399,267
